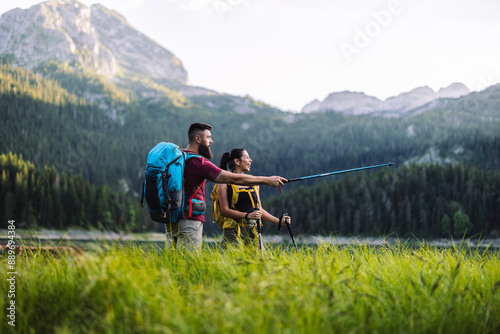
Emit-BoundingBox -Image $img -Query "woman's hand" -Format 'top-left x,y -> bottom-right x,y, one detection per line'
280,214 -> 291,225
246,209 -> 262,220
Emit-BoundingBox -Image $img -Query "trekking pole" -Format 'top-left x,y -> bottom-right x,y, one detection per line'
278,213 -> 298,252
286,223 -> 298,252
254,208 -> 265,251
285,162 -> 393,183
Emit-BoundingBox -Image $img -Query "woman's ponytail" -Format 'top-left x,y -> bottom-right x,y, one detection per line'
219,152 -> 230,170
220,148 -> 245,171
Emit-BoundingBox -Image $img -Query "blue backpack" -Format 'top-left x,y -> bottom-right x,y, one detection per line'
140,142 -> 202,224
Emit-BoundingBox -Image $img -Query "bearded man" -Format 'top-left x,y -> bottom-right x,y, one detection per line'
165,122 -> 287,251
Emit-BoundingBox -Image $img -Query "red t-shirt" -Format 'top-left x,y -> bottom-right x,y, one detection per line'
183,150 -> 223,222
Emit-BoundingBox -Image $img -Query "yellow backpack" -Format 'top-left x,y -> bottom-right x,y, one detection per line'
211,183 -> 258,230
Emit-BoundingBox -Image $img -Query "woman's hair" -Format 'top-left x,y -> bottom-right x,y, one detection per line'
220,148 -> 245,171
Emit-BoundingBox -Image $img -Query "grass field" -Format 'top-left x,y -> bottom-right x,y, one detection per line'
1,241 -> 499,333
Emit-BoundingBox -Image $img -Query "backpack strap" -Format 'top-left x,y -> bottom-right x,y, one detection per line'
161,171 -> 170,213
230,186 -> 260,233
186,180 -> 205,218
183,151 -> 202,161
140,170 -> 146,208
183,151 -> 204,218
228,184 -> 239,210
253,185 -> 261,209
231,185 -> 258,209
211,183 -> 219,223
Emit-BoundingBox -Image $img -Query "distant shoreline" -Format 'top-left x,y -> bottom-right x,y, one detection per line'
1,229 -> 499,248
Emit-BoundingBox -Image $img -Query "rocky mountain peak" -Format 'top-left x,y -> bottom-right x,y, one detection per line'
319,91 -> 385,115
303,83 -> 471,116
0,0 -> 188,84
301,99 -> 322,113
437,82 -> 470,98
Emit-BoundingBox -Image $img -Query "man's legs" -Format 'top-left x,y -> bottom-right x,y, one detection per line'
165,222 -> 179,250
165,219 -> 203,251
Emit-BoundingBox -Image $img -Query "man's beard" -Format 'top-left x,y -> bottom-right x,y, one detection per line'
199,143 -> 213,160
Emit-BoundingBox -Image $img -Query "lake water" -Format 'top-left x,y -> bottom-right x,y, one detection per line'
1,228 -> 499,249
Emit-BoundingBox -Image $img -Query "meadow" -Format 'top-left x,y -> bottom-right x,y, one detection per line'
1,241 -> 499,333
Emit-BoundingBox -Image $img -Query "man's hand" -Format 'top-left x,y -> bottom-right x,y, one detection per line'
267,176 -> 287,187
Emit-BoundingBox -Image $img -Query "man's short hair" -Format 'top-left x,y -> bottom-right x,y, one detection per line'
188,123 -> 213,143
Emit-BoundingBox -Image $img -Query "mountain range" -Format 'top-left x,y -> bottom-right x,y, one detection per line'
302,83 -> 471,116
0,0 -> 477,115
0,0 -> 217,99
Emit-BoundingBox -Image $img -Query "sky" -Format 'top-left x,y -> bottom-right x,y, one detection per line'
1,0 -> 500,112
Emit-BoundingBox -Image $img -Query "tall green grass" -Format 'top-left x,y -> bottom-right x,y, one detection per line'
2,242 -> 499,333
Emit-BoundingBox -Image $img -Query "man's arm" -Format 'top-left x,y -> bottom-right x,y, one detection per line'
214,170 -> 287,187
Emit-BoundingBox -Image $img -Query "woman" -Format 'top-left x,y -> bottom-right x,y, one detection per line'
217,148 -> 291,248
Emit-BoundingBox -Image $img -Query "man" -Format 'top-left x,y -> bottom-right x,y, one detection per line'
166,122 -> 287,251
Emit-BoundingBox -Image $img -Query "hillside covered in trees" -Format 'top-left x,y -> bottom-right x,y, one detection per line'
264,163 -> 500,237
0,153 -> 144,231
1,59 -> 500,237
